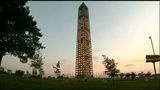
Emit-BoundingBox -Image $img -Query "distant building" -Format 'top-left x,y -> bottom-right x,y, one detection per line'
75,3 -> 93,78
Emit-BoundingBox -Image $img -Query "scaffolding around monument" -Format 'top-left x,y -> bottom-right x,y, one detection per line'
75,3 -> 93,78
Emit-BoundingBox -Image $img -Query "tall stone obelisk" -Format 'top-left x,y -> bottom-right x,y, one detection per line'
75,2 -> 93,78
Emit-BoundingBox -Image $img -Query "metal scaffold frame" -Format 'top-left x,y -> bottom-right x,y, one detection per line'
75,3 -> 93,78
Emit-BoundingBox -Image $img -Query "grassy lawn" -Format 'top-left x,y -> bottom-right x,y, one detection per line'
0,74 -> 159,90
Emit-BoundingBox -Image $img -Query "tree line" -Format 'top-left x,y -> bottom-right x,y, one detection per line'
0,66 -> 43,78
102,55 -> 159,80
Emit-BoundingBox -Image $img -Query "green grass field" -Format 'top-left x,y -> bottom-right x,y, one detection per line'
0,74 -> 159,90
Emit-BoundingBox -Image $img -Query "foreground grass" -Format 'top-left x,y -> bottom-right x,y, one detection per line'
0,74 -> 159,90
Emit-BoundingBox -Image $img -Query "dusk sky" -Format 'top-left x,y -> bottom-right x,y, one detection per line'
1,1 -> 159,77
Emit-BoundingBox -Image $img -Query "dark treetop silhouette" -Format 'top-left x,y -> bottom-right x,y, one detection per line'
102,55 -> 120,78
53,61 -> 61,77
0,0 -> 44,66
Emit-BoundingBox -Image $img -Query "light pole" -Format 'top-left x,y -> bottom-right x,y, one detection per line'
148,36 -> 156,79
148,36 -> 155,54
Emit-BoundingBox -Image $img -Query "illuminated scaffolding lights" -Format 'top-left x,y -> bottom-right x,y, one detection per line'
75,3 -> 93,78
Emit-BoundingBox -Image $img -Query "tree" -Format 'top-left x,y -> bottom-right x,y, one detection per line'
15,70 -> 24,77
131,72 -> 136,80
102,55 -> 120,86
138,72 -> 145,79
125,73 -> 131,79
53,61 -> 61,78
30,51 -> 44,77
32,68 -> 37,77
25,70 -> 31,77
38,68 -> 44,76
145,72 -> 151,77
145,72 -> 151,79
119,73 -> 125,79
0,0 -> 44,66
102,55 -> 120,78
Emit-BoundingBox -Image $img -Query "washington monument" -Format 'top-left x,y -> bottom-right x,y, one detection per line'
75,3 -> 93,78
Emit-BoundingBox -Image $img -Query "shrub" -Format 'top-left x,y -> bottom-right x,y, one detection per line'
15,70 -> 24,77
0,66 -> 4,72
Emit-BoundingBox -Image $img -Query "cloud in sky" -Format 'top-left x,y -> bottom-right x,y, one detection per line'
123,64 -> 135,67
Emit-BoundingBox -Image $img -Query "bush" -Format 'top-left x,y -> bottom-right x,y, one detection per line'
125,73 -> 131,79
0,66 -> 4,72
15,70 -> 24,77
7,69 -> 12,75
